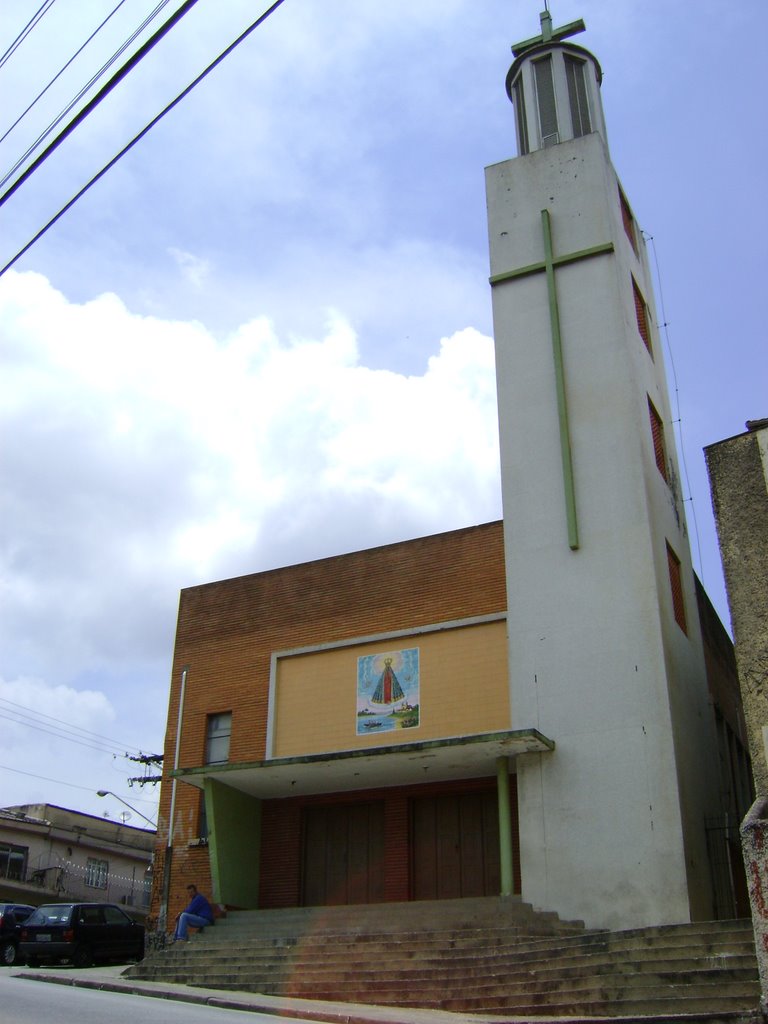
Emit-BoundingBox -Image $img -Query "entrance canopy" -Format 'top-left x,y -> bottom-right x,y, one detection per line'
171,728 -> 554,799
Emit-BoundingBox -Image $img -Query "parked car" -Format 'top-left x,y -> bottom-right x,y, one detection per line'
0,903 -> 36,966
19,903 -> 144,967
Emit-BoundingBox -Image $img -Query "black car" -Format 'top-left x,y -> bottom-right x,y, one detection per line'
0,903 -> 36,966
19,902 -> 144,967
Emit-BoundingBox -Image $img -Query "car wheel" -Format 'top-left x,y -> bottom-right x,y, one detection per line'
1,941 -> 17,966
72,945 -> 93,969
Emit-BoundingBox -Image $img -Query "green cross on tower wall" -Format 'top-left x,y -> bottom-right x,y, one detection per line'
490,212 -> 614,551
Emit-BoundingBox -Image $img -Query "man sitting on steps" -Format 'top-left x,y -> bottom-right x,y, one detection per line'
173,883 -> 214,942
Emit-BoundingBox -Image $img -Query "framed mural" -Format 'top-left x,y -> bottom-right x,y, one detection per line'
357,648 -> 420,736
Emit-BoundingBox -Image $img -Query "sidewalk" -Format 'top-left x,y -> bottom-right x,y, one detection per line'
9,961 -> 509,1024
10,961 -> 764,1024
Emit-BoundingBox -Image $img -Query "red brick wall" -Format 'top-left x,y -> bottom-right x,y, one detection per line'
154,521 -> 507,918
258,775 -> 520,908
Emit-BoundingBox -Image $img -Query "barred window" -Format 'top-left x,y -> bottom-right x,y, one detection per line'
85,857 -> 109,889
512,75 -> 529,156
0,842 -> 27,881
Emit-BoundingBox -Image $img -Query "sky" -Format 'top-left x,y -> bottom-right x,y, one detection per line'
0,0 -> 766,829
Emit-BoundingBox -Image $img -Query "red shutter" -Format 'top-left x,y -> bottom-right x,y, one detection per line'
633,279 -> 652,355
648,398 -> 669,481
666,543 -> 687,634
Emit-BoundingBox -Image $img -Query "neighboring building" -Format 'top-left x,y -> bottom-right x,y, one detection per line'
0,804 -> 154,915
705,420 -> 768,797
153,11 -> 751,932
706,419 -> 768,1005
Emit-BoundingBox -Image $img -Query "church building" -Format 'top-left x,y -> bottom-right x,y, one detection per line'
152,11 -> 751,933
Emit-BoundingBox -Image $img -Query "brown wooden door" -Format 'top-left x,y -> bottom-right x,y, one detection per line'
301,801 -> 385,906
411,790 -> 501,900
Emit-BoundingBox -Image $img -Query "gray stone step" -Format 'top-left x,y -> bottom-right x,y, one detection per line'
127,901 -> 759,1017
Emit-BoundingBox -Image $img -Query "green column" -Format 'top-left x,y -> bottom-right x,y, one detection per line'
496,756 -> 514,896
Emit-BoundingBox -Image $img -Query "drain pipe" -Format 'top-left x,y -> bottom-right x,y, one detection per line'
159,665 -> 188,929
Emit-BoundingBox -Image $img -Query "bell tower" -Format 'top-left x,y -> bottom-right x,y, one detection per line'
486,10 -> 722,930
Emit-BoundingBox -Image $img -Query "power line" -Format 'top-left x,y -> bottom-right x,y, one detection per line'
0,695 -> 148,756
0,761 -> 162,807
0,0 -> 288,277
0,0 -> 58,72
0,0 -> 191,198
0,0 -> 130,149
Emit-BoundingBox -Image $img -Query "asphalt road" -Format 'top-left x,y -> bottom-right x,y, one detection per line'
0,972 -> 302,1023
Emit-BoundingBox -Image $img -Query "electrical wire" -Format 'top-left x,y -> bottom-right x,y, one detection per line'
0,0 -> 58,72
0,0 -> 289,278
0,0 -> 130,149
0,696 -> 148,756
0,0 -> 181,194
644,229 -> 705,581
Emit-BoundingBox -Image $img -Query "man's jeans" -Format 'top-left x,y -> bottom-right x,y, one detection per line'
174,911 -> 211,940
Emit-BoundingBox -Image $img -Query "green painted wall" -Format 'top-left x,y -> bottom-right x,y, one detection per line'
205,779 -> 261,908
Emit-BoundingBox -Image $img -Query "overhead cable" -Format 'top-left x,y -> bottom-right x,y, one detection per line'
0,0 -> 183,195
0,0 -> 130,149
0,695 -> 147,756
0,0 -> 58,72
0,0 -> 288,277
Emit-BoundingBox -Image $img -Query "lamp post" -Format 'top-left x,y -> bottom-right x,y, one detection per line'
96,790 -> 157,829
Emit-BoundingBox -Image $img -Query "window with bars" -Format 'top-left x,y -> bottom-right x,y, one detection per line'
619,188 -> 638,254
85,857 -> 109,889
633,278 -> 652,356
565,54 -> 591,137
205,711 -> 232,764
666,543 -> 687,634
512,75 -> 529,156
0,842 -> 28,881
533,56 -> 559,147
648,398 -> 669,482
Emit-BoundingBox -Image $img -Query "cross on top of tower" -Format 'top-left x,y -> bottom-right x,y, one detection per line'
511,7 -> 586,58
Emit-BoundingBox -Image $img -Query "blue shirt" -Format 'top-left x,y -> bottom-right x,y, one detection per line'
185,892 -> 214,923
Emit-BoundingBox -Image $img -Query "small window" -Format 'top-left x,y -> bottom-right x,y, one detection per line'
0,843 -> 28,881
205,711 -> 232,765
666,543 -> 687,634
533,56 -> 559,147
565,55 -> 591,137
648,398 -> 669,482
85,857 -> 109,889
632,278 -> 652,356
512,75 -> 529,156
619,188 -> 638,254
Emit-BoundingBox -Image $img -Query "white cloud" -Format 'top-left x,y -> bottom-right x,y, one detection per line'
0,269 -> 502,809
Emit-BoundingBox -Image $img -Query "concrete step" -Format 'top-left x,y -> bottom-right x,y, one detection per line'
127,901 -> 759,1017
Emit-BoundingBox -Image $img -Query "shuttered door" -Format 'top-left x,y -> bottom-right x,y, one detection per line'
301,801 -> 385,906
411,791 -> 501,900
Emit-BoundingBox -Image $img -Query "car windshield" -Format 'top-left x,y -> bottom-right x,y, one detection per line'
26,905 -> 73,926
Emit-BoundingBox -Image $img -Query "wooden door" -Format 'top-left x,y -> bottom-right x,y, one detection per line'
301,801 -> 385,906
411,790 -> 501,900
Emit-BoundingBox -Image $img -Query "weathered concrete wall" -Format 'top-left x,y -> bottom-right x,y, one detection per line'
705,423 -> 768,796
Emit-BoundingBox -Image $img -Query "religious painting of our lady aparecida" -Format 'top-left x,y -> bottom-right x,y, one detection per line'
356,648 -> 420,736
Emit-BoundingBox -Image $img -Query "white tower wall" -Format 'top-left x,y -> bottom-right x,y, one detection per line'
487,131 -> 721,930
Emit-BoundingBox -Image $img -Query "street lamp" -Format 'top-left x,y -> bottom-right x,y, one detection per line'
96,790 -> 157,829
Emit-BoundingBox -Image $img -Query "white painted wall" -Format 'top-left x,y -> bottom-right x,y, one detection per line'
486,131 -> 721,930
